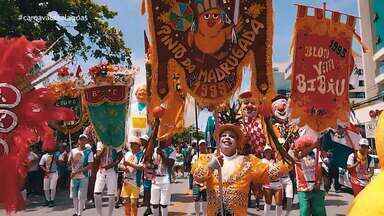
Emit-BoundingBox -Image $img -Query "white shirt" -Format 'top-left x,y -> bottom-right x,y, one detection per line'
97,141 -> 115,170
121,151 -> 138,184
39,153 -> 58,173
69,147 -> 94,179
152,147 -> 176,184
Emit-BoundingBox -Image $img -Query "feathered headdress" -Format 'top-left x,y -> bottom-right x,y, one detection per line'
0,37 -> 75,213
214,101 -> 246,150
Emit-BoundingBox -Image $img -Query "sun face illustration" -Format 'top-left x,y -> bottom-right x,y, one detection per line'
198,8 -> 224,36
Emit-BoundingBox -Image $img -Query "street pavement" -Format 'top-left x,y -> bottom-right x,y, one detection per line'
4,177 -> 354,216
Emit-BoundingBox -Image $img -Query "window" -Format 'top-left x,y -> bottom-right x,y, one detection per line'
349,92 -> 366,99
372,0 -> 384,52
378,62 -> 384,75
359,80 -> 365,87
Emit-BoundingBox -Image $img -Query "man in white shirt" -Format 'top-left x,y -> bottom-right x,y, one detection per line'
39,148 -> 59,207
94,141 -> 123,216
68,134 -> 94,216
150,139 -> 176,216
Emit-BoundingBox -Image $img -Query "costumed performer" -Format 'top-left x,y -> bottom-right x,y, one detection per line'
191,140 -> 209,216
290,135 -> 326,216
94,140 -> 124,216
119,136 -> 143,216
348,112 -> 384,215
192,122 -> 291,216
268,95 -> 297,214
262,145 -> 283,216
68,134 -> 94,216
346,138 -> 374,197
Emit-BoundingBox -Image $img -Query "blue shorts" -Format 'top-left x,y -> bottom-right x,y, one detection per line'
70,178 -> 89,199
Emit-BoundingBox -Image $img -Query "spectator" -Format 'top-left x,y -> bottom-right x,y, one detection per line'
57,143 -> 70,191
347,138 -> 375,196
173,146 -> 184,180
39,148 -> 60,207
184,140 -> 197,190
26,145 -> 42,196
68,134 -> 94,216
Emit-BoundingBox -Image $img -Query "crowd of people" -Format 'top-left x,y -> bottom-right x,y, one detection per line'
23,129 -> 377,216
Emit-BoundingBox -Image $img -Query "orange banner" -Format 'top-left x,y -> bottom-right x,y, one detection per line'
290,5 -> 355,131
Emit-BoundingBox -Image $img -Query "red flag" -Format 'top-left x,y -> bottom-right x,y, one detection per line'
290,5 -> 356,131
76,65 -> 82,78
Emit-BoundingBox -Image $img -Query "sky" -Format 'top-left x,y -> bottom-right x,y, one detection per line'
75,0 -> 360,130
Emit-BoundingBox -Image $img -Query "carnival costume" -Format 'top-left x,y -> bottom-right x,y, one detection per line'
267,95 -> 297,214
192,119 -> 291,216
0,37 -> 75,212
292,135 -> 326,216
349,112 -> 384,215
346,138 -> 374,197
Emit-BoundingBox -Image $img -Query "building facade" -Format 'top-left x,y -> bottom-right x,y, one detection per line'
355,0 -> 384,140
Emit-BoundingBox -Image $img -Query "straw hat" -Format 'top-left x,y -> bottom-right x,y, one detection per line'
214,123 -> 246,149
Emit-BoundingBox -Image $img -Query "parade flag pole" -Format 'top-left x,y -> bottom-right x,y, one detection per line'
68,132 -> 72,150
194,100 -> 199,137
293,3 -> 361,19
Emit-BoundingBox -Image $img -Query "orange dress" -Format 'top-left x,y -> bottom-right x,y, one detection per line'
192,154 -> 290,216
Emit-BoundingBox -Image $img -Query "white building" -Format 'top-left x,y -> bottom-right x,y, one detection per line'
354,0 -> 384,141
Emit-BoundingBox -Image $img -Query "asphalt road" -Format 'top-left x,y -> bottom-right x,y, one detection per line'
3,177 -> 354,216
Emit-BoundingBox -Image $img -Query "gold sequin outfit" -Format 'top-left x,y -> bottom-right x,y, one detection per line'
192,154 -> 290,216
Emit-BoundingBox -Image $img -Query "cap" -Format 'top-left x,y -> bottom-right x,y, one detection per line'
359,138 -> 369,146
198,140 -> 206,145
264,145 -> 272,151
192,139 -> 198,144
79,134 -> 88,140
140,134 -> 150,142
129,136 -> 141,144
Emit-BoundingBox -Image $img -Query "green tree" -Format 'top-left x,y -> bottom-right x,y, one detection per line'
0,0 -> 131,66
173,126 -> 204,146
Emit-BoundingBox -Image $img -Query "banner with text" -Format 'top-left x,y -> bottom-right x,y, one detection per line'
290,5 -> 356,131
146,0 -> 275,107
